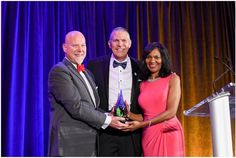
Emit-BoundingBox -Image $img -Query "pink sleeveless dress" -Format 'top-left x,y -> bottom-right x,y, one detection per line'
138,73 -> 185,156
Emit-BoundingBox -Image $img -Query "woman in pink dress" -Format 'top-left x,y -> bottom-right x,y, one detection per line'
122,42 -> 185,156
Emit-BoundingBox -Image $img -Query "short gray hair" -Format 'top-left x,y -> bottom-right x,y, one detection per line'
109,27 -> 131,41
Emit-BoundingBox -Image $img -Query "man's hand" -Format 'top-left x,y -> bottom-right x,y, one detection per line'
108,107 -> 115,116
109,116 -> 128,129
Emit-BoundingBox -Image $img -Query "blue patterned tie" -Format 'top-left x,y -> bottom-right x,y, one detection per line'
113,60 -> 127,69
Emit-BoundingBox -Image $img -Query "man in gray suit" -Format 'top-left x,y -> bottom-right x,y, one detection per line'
48,31 -> 126,156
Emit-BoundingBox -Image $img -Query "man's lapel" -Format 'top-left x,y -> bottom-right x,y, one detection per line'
63,58 -> 97,106
63,58 -> 87,86
104,56 -> 111,103
83,71 -> 100,107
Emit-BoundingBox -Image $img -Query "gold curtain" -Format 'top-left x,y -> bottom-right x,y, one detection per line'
133,2 -> 235,156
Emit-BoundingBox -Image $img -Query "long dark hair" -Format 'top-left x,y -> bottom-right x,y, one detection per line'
140,42 -> 172,80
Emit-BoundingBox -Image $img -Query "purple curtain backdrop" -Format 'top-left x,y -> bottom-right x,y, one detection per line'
1,1 -> 234,156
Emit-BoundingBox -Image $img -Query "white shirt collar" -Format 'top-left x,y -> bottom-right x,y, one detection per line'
111,54 -> 129,63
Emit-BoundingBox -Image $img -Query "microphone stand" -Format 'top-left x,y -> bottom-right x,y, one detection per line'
212,69 -> 230,93
212,57 -> 235,93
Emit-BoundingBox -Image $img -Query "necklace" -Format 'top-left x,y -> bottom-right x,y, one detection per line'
147,76 -> 160,82
149,74 -> 159,79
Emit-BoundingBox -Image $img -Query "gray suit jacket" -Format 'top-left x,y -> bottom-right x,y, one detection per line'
48,58 -> 106,156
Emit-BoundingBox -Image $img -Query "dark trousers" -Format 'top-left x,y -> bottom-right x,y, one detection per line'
97,127 -> 141,156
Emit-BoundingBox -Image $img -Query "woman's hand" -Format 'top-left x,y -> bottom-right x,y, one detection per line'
124,100 -> 144,121
120,121 -> 143,132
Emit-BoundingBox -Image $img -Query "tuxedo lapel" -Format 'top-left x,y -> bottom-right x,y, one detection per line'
104,57 -> 110,102
130,58 -> 139,107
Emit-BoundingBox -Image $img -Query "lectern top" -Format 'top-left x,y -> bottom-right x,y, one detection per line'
184,82 -> 235,117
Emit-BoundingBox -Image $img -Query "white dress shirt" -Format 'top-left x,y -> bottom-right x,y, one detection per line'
108,54 -> 132,111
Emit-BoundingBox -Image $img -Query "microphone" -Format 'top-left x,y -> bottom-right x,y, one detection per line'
212,56 -> 235,92
214,56 -> 235,74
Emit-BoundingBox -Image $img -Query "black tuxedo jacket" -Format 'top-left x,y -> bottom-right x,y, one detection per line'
88,55 -> 143,155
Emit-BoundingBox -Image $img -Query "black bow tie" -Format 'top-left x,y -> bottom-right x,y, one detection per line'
113,60 -> 127,69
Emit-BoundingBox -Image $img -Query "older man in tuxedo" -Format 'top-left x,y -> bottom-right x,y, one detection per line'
48,31 -> 126,156
88,27 -> 143,156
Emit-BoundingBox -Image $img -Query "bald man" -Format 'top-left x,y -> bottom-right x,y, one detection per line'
48,31 -> 126,156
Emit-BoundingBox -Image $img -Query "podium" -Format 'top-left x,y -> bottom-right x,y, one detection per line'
184,82 -> 235,156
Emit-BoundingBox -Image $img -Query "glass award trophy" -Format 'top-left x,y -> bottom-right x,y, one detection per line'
114,89 -> 128,122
